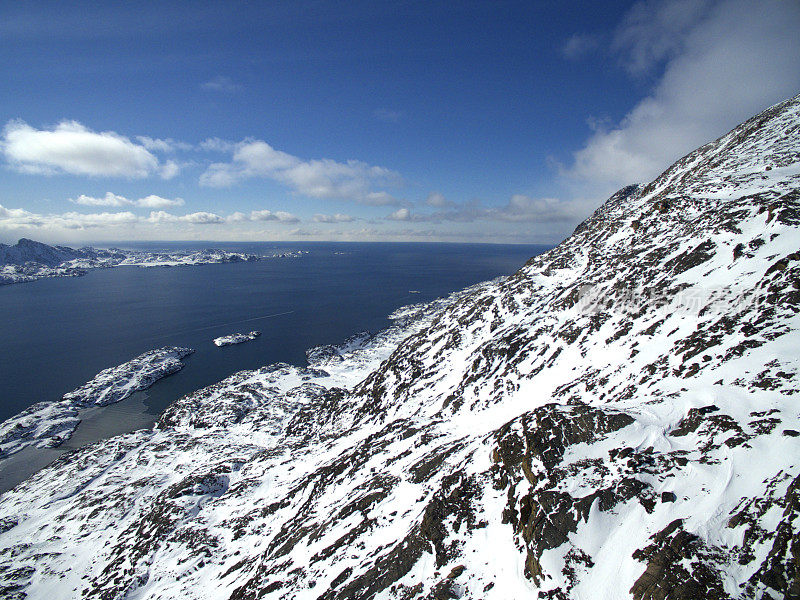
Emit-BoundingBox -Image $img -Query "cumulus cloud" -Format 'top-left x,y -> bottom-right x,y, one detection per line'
0,203 -> 42,227
199,140 -> 402,204
71,192 -> 131,207
0,203 -> 138,230
2,120 -> 160,178
159,160 -> 180,180
313,213 -> 355,223
565,0 -> 800,191
201,76 -> 242,93
58,211 -> 138,229
136,194 -> 185,209
147,211 -> 225,225
70,192 -> 184,209
0,202 -> 298,234
182,211 -> 225,224
387,208 -> 412,221
250,209 -> 300,223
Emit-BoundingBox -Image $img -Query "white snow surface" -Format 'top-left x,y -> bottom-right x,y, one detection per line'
0,95 -> 799,599
213,331 -> 261,347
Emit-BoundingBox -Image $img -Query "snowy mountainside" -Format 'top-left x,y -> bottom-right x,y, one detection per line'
0,238 -> 98,267
0,95 -> 799,599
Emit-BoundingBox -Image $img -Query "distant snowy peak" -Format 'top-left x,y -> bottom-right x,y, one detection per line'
0,238 -> 98,267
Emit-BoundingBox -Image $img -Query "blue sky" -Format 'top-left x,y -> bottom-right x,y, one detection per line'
1,0 -> 798,244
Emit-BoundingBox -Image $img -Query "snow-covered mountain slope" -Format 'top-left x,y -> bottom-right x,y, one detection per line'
0,238 -> 94,267
0,94 -> 798,600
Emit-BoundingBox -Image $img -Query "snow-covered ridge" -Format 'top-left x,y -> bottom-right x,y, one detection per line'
213,331 -> 261,347
0,347 -> 193,459
0,94 -> 798,599
0,240 -> 307,285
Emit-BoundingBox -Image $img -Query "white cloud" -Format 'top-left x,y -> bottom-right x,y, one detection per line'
0,202 -> 322,236
182,211 -> 225,224
565,0 -> 800,192
250,209 -> 299,223
313,213 -> 355,223
199,140 -> 402,204
201,76 -> 242,93
0,203 -> 42,227
2,120 -> 159,178
57,211 -> 138,229
159,160 -> 180,180
199,137 -> 236,153
148,211 -> 224,225
70,193 -> 184,209
387,208 -> 411,221
146,210 -> 177,224
135,136 -> 193,153
71,192 -> 131,207
136,195 -> 185,209
0,203 -> 139,230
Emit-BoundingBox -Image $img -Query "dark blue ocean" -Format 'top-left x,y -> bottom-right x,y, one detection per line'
0,242 -> 549,424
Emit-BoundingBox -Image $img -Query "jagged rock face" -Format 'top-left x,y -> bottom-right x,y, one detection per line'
0,96 -> 799,599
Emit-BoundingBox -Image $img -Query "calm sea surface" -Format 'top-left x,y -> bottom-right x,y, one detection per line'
0,242 -> 549,423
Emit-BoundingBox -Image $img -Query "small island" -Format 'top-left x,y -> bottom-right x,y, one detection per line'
213,331 -> 261,347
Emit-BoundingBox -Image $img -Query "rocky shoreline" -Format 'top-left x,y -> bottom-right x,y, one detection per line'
0,347 -> 194,460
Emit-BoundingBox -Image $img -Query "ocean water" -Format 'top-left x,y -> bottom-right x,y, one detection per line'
0,242 -> 549,425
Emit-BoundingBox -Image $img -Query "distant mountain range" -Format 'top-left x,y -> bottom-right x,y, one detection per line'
0,237 -> 115,267
0,94 -> 798,598
0,239 -> 305,285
